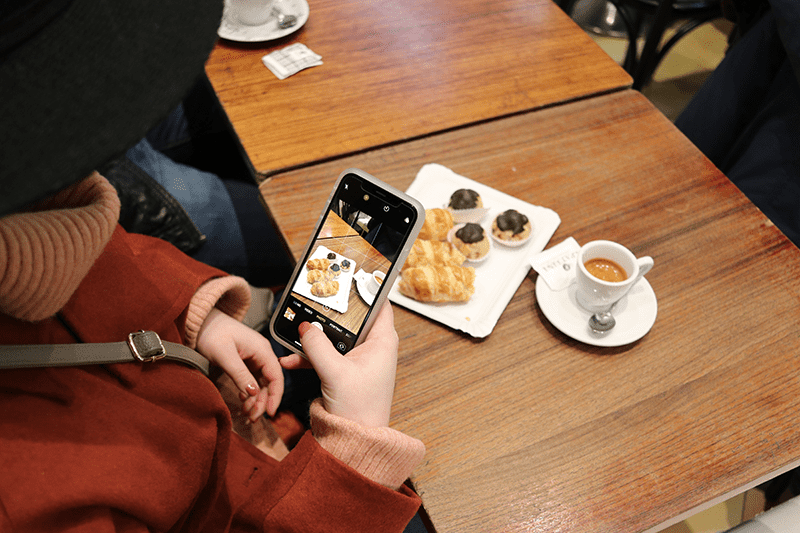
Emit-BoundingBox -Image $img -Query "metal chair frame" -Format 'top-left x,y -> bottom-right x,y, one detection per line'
558,0 -> 722,90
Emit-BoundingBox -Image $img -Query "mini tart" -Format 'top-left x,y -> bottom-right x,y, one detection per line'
491,209 -> 532,243
448,188 -> 483,210
451,223 -> 490,261
328,263 -> 341,278
340,259 -> 351,271
327,252 -> 337,260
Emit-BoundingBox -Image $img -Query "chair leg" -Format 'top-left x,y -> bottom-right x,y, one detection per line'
557,0 -> 579,14
606,1 -> 642,74
632,0 -> 674,90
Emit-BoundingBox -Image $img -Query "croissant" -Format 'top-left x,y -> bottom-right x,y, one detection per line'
311,280 -> 339,297
398,265 -> 475,302
404,239 -> 466,270
307,269 -> 333,284
306,258 -> 331,271
418,208 -> 454,241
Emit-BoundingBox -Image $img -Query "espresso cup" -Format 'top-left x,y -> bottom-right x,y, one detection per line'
228,0 -> 274,25
368,271 -> 385,295
575,240 -> 653,313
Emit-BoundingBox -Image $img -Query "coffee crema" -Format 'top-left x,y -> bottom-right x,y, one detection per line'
584,258 -> 627,282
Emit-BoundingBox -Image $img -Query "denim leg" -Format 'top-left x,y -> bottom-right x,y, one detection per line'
125,138 -> 250,279
145,103 -> 192,152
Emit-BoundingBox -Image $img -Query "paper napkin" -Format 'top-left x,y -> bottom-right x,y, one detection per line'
262,43 -> 322,80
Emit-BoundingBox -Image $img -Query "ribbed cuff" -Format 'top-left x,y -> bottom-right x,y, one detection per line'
0,172 -> 120,322
309,399 -> 425,490
185,276 -> 251,348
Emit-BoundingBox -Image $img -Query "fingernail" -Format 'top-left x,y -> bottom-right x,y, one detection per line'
245,383 -> 258,396
298,322 -> 311,336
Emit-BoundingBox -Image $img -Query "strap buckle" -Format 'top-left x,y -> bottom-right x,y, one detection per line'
127,330 -> 166,363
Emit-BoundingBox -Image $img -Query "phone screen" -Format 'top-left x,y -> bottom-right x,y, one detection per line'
271,171 -> 422,355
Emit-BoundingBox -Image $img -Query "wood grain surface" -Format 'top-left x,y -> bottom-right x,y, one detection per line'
260,90 -> 800,533
205,0 -> 632,178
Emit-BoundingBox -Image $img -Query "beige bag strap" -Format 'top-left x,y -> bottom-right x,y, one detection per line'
0,330 -> 209,376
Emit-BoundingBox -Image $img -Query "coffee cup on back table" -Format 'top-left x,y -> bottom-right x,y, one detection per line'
368,271 -> 385,295
228,0 -> 274,25
575,240 -> 653,313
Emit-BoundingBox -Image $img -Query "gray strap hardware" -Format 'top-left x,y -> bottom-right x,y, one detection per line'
0,330 -> 210,376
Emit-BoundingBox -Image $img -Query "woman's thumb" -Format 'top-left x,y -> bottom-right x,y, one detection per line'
298,322 -> 339,375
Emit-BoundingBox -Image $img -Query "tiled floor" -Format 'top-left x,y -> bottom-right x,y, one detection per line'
575,6 -> 765,532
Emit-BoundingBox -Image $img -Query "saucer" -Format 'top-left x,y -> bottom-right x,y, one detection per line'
218,0 -> 310,42
355,270 -> 376,305
535,275 -> 657,347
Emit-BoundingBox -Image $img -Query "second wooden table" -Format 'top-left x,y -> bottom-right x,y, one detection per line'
205,0 -> 631,178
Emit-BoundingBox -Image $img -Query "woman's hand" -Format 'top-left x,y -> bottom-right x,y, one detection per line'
196,308 -> 284,422
280,302 -> 398,428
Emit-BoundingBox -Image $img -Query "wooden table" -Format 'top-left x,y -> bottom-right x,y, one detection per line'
260,90 -> 800,533
205,0 -> 631,178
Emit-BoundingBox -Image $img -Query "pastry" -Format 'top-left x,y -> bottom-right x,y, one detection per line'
327,252 -> 337,260
451,223 -> 490,260
307,269 -> 333,284
311,280 -> 339,297
340,259 -> 352,272
398,265 -> 475,302
328,263 -> 341,278
306,258 -> 331,271
492,209 -> 532,242
448,188 -> 482,210
418,208 -> 454,241
403,239 -> 466,270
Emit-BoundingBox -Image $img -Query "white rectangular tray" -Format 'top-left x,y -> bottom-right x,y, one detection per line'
388,164 -> 560,337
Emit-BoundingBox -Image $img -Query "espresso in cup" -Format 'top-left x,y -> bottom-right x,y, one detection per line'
368,271 -> 385,295
576,240 -> 653,313
584,258 -> 627,283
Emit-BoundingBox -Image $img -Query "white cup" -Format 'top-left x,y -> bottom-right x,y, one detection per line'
368,271 -> 385,295
575,240 -> 653,313
228,0 -> 274,25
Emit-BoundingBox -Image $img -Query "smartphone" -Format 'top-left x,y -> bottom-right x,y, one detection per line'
269,168 -> 424,356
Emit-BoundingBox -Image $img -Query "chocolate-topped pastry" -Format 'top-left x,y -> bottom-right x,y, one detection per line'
327,252 -> 337,260
452,223 -> 490,260
497,210 -> 528,234
328,263 -> 341,278
455,223 -> 484,243
492,209 -> 532,243
448,189 -> 482,210
340,259 -> 351,271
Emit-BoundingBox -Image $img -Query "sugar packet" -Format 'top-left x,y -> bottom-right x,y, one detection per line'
262,43 -> 322,80
529,237 -> 580,291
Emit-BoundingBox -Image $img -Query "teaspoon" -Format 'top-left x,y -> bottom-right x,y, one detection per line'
272,7 -> 297,29
589,303 -> 617,333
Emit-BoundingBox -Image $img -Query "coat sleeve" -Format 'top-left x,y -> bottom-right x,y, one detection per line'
227,432 -> 423,533
60,225 -> 245,345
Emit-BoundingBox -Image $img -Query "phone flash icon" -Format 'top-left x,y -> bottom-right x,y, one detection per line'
404,217 -> 409,223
